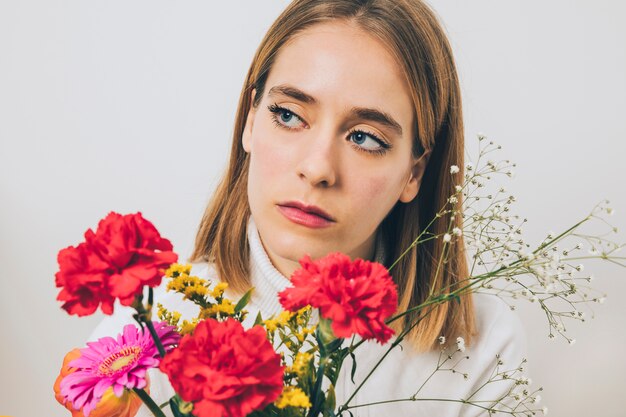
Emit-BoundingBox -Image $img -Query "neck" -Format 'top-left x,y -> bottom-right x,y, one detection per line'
249,217 -> 384,280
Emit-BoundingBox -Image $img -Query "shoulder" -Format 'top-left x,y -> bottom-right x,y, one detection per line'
473,292 -> 526,345
467,292 -> 528,370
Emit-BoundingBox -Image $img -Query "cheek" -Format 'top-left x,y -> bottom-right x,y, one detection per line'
248,126 -> 293,194
348,174 -> 399,219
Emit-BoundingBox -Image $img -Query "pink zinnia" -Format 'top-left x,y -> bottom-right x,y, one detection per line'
60,322 -> 180,417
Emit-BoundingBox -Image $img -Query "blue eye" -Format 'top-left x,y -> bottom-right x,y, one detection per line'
348,130 -> 391,154
268,104 -> 305,129
267,103 -> 392,156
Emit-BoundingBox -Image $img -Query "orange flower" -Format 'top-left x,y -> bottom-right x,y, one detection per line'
54,348 -> 146,417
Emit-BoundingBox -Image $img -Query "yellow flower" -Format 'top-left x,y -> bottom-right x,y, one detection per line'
275,386 -> 312,409
165,263 -> 192,278
157,304 -> 182,327
217,299 -> 236,315
183,282 -> 208,298
210,281 -> 229,298
264,319 -> 278,332
180,318 -> 199,335
276,310 -> 294,326
289,352 -> 312,376
167,273 -> 209,299
200,299 -> 236,319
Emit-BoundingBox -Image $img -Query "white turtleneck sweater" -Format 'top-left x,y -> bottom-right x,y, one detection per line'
89,216 -> 528,417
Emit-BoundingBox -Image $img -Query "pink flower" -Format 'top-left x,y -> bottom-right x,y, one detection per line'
60,322 -> 179,417
279,253 -> 398,344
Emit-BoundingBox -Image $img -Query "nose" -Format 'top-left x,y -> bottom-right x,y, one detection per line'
296,128 -> 338,188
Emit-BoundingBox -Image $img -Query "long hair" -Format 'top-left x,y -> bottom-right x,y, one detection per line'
190,0 -> 475,352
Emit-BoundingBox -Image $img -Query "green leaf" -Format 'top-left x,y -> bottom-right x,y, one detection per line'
254,310 -> 264,326
169,395 -> 193,417
325,383 -> 336,412
317,317 -> 337,348
349,351 -> 357,384
235,287 -> 254,313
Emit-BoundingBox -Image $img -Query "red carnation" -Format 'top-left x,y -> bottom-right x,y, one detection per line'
160,318 -> 284,417
55,212 -> 178,316
279,252 -> 398,344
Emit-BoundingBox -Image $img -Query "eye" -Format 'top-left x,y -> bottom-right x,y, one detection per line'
267,103 -> 306,129
348,129 -> 392,155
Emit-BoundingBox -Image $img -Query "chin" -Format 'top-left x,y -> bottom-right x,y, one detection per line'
269,232 -> 327,261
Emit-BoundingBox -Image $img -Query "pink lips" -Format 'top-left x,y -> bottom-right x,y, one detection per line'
277,201 -> 335,228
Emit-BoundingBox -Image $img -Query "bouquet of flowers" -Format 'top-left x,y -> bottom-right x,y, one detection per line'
53,136 -> 623,417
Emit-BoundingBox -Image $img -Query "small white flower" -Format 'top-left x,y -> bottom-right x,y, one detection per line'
448,196 -> 458,204
598,297 -> 606,304
455,185 -> 462,192
443,233 -> 452,243
452,227 -> 462,237
456,336 -> 466,352
607,207 -> 614,216
438,336 -> 446,345
568,338 -> 576,346
450,165 -> 460,174
576,264 -> 584,272
533,395 -> 542,404
542,406 -> 549,415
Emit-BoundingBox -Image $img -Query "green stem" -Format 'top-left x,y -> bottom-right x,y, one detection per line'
339,305 -> 435,413
307,356 -> 328,417
133,293 -> 167,358
341,397 -> 495,414
388,215 -> 441,271
133,388 -> 168,417
144,319 -> 167,358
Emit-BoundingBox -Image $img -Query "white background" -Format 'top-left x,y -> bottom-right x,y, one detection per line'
1,1 -> 625,416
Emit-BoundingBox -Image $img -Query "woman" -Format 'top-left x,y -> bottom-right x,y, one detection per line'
92,0 -> 526,415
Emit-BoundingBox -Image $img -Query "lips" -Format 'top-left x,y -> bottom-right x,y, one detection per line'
277,200 -> 336,222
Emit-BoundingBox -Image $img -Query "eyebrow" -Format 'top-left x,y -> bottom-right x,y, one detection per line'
269,85 -> 316,104
267,84 -> 404,136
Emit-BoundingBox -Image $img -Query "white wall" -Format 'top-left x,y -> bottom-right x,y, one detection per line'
1,1 -> 624,416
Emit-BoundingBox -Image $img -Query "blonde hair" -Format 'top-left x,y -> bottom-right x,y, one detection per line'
190,0 -> 475,352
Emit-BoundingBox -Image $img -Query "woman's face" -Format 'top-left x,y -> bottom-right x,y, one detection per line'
243,20 -> 427,278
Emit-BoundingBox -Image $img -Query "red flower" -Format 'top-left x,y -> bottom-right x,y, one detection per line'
160,318 -> 284,417
279,253 -> 398,344
55,212 -> 178,316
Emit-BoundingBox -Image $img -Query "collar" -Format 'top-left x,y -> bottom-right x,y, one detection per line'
246,215 -> 388,317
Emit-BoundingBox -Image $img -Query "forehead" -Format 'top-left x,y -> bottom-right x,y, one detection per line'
265,21 -> 414,132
